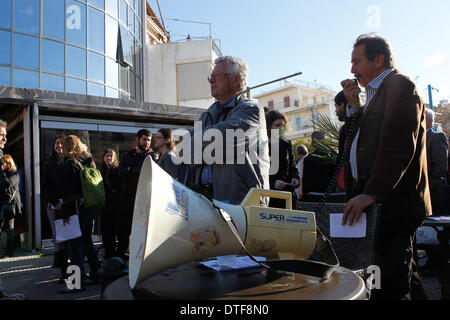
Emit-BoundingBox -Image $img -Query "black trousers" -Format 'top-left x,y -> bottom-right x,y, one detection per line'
100,206 -> 119,259
117,198 -> 134,259
371,217 -> 427,300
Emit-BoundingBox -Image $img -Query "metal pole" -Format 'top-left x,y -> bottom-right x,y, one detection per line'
428,84 -> 434,110
244,72 -> 302,98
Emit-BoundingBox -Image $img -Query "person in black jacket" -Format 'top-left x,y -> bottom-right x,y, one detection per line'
100,148 -> 121,259
0,154 -> 22,258
118,129 -> 158,260
42,134 -> 69,282
56,135 -> 101,293
300,131 -> 336,201
334,91 -> 350,192
154,128 -> 178,178
265,110 -> 300,208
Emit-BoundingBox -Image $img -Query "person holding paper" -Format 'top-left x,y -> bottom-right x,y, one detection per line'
56,135 -> 102,293
340,34 -> 431,300
42,134 -> 69,283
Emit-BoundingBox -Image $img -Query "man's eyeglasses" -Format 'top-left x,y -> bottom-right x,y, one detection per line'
207,72 -> 232,82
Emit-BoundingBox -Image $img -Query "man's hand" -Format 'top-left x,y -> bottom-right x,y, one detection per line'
343,194 -> 377,225
274,180 -> 286,190
340,79 -> 361,109
63,217 -> 71,226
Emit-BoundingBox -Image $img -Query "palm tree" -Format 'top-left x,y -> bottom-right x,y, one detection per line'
311,113 -> 341,163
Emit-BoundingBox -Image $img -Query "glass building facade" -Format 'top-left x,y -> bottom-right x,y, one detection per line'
0,0 -> 144,101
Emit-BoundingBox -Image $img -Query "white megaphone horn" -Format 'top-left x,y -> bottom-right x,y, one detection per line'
129,156 -> 317,289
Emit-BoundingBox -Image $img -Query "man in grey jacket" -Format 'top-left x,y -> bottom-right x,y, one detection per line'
181,56 -> 270,205
425,108 -> 448,214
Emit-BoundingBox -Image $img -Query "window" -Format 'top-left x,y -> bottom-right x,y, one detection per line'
118,24 -> 132,67
67,0 -> 87,47
296,117 -> 302,131
88,0 -> 104,10
105,0 -> 118,18
284,96 -> 290,108
43,0 -> 64,40
106,57 -> 119,88
88,6 -> 105,53
105,15 -> 118,58
42,73 -> 64,92
106,87 -> 118,98
88,82 -> 105,97
0,66 -> 10,87
119,0 -> 127,26
14,0 -> 40,35
66,77 -> 86,94
268,100 -> 274,110
119,64 -> 128,92
135,15 -> 141,43
88,51 -> 105,83
129,70 -> 136,99
0,0 -> 12,30
13,68 -> 39,89
294,100 -> 299,107
128,6 -> 135,35
0,30 -> 11,65
67,45 -> 86,78
42,39 -> 64,74
13,33 -> 39,69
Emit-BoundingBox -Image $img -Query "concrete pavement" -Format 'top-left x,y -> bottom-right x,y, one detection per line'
0,246 -> 444,300
0,247 -> 102,300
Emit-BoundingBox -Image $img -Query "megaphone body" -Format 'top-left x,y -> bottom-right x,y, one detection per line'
129,157 -> 316,289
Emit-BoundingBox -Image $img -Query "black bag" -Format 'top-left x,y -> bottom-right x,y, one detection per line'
14,214 -> 28,234
2,200 -> 16,220
434,179 -> 450,216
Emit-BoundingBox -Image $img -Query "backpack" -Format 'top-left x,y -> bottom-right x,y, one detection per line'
77,160 -> 106,209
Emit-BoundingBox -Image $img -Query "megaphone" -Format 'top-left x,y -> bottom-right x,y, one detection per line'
129,157 -> 317,289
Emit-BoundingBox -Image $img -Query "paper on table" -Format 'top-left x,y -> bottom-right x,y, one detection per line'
330,213 -> 367,238
55,215 -> 82,243
199,255 -> 266,271
427,216 -> 450,221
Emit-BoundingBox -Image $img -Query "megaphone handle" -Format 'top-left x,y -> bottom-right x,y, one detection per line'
243,189 -> 292,209
215,207 -> 272,269
215,205 -> 339,280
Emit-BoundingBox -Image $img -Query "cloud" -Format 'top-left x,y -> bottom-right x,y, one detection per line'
424,53 -> 447,68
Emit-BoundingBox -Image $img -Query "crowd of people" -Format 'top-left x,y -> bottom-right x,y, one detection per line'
0,32 -> 449,300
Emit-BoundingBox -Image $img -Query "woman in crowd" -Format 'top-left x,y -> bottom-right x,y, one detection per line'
0,155 -> 22,258
99,148 -> 121,259
56,135 -> 101,293
153,128 -> 178,178
42,134 -> 69,282
265,110 -> 300,208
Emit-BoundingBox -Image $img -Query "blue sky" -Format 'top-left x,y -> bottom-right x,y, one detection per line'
149,0 -> 450,104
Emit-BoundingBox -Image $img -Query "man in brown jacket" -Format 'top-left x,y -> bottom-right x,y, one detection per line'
341,34 -> 432,300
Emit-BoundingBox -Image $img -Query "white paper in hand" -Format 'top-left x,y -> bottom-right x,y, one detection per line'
55,215 -> 82,242
330,213 -> 367,238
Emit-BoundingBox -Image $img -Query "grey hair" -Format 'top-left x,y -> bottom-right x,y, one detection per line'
425,108 -> 435,127
0,119 -> 7,128
215,55 -> 248,91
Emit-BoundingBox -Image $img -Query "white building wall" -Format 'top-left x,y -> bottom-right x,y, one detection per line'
145,39 -> 219,109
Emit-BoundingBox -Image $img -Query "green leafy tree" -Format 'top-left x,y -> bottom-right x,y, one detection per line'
311,113 -> 341,164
